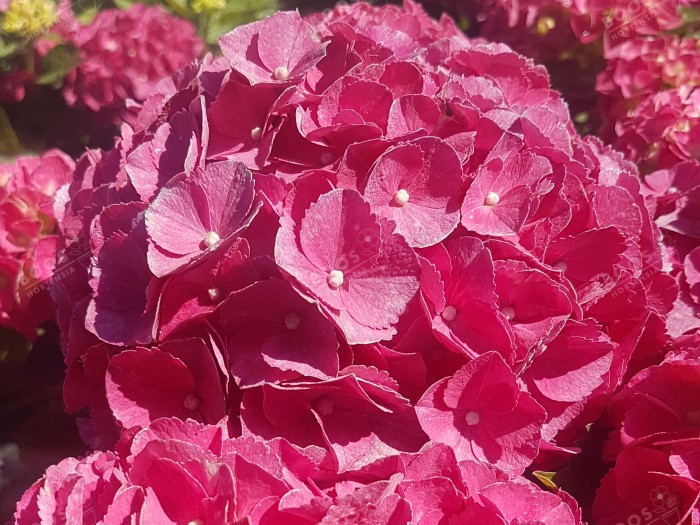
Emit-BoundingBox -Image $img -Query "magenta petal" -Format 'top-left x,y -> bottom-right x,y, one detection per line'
526,320 -> 614,403
220,278 -> 339,386
146,160 -> 256,277
364,137 -> 463,247
416,352 -> 545,474
106,339 -> 224,428
275,189 -> 419,344
87,230 -> 158,346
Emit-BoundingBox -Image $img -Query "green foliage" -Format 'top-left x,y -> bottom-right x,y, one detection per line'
532,471 -> 559,492
0,36 -> 20,59
35,43 -> 81,86
203,0 -> 277,44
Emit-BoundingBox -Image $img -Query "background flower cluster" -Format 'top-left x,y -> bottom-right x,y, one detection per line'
0,0 -> 276,156
1,0 -> 699,523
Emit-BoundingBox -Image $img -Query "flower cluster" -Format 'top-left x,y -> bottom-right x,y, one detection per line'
598,36 -> 700,171
7,1 -> 680,522
0,149 -> 73,340
424,0 -> 700,168
0,2 -> 204,155
431,0 -> 695,60
593,351 -> 700,524
56,4 -> 204,115
589,142 -> 700,523
642,161 -> 700,342
13,417 -> 585,524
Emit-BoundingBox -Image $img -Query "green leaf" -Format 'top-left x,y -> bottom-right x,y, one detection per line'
0,108 -> 22,156
205,0 -> 277,45
75,5 -> 100,24
113,0 -> 137,9
0,36 -> 19,59
163,0 -> 192,18
532,471 -> 558,492
35,43 -> 81,86
0,325 -> 31,363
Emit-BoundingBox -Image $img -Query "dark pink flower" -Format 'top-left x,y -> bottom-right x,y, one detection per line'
208,79 -> 280,166
275,188 -> 420,344
105,338 -> 226,429
241,370 -> 427,473
521,319 -> 615,442
363,137 -> 463,247
219,11 -> 326,85
594,447 -> 700,525
13,450 -> 123,525
419,236 -> 515,360
461,149 -> 552,237
125,110 -> 205,202
416,352 -> 546,474
0,150 -> 73,339
609,358 -> 700,448
494,259 -> 573,355
145,160 -> 257,277
86,226 -> 159,346
61,4 -> 203,112
219,277 -> 339,386
14,417 -> 322,525
156,237 -> 258,338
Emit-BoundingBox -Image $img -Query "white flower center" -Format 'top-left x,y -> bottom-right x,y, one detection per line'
328,270 -> 344,289
184,393 -> 200,410
203,231 -> 220,248
393,189 -> 410,206
314,397 -> 334,416
284,312 -> 301,331
250,127 -> 262,141
441,306 -> 457,322
274,66 -> 289,80
208,288 -> 222,302
501,306 -> 515,321
484,192 -> 500,206
554,261 -> 567,271
465,411 -> 480,426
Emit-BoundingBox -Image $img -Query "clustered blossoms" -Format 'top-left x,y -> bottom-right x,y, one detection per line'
0,150 -> 73,340
594,347 -> 700,524
643,161 -> 700,337
13,417 -> 585,524
425,0 -> 700,169
598,35 -> 700,171
55,3 -> 204,115
9,0 -> 700,523
428,0 -> 697,67
0,1 -> 204,155
0,2 -> 203,108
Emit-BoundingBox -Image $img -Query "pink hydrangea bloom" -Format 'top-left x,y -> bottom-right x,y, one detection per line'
0,150 -> 73,339
219,10 -> 327,85
60,4 -> 203,112
32,4 -> 686,519
15,418 -> 586,524
145,160 -> 258,277
592,33 -> 700,172
416,352 -> 546,474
